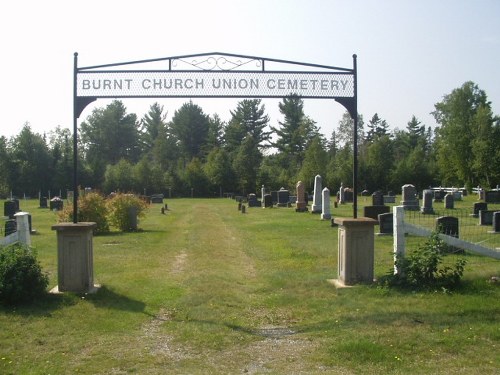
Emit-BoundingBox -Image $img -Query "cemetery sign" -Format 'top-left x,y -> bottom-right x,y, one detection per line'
72,52 -> 359,222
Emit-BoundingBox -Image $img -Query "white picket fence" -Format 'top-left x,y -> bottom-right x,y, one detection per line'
0,212 -> 31,247
393,206 -> 500,272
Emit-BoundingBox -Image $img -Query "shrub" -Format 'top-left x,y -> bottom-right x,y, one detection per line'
0,243 -> 49,305
106,193 -> 149,232
380,232 -> 467,291
58,192 -> 110,234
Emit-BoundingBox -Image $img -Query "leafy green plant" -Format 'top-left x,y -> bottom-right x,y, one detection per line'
57,192 -> 110,234
0,243 -> 48,305
106,193 -> 149,232
381,231 -> 467,290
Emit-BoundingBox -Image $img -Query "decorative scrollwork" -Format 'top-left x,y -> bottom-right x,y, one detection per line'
171,55 -> 262,71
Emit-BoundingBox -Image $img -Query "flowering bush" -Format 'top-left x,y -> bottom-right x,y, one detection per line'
58,192 -> 109,234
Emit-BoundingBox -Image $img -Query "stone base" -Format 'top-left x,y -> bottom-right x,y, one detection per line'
327,279 -> 354,288
295,207 -> 308,212
321,213 -> 331,220
50,284 -> 101,295
420,207 -> 434,214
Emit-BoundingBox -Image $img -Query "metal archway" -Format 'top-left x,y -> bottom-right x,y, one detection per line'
73,52 -> 358,222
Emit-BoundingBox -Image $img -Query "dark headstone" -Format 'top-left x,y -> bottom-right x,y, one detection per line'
363,205 -> 390,220
472,202 -> 487,218
4,219 -> 16,236
4,200 -> 16,219
492,212 -> 500,233
344,189 -> 353,203
247,193 -> 260,207
433,190 -> 446,202
277,189 -> 289,207
50,197 -> 63,211
479,210 -> 494,226
421,189 -> 434,214
371,191 -> 384,206
151,194 -> 164,204
238,202 -> 242,211
383,195 -> 396,204
264,194 -> 273,208
444,193 -> 454,209
378,212 -> 393,235
271,191 -> 278,205
241,205 -> 246,214
485,190 -> 500,203
39,196 -> 48,209
436,216 -> 459,238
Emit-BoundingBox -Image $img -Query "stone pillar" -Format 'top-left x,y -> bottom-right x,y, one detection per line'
51,222 -> 98,293
393,206 -> 406,274
333,217 -> 378,285
421,189 -> 434,214
321,187 -> 331,220
14,212 -> 31,246
295,181 -> 307,212
311,175 -> 322,213
261,185 -> 266,208
339,182 -> 345,204
491,212 -> 500,233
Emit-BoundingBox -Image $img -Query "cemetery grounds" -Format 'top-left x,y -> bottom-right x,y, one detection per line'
0,196 -> 498,374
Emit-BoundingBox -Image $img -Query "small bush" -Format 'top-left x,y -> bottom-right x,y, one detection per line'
380,232 -> 467,291
106,193 -> 149,232
0,243 -> 49,305
57,192 -> 110,234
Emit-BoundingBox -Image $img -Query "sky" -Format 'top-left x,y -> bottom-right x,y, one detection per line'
1,0 -> 499,140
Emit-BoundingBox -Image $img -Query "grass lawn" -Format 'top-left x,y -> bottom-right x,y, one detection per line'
0,196 -> 499,374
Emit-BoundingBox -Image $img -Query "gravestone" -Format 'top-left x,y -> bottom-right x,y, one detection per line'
485,190 -> 500,203
371,191 -> 384,206
321,187 -> 331,220
277,188 -> 289,207
39,196 -> 48,209
241,205 -> 246,214
436,216 -> 459,238
4,219 -> 16,236
471,202 -> 487,218
479,210 -> 494,226
271,191 -> 278,205
401,184 -> 419,210
4,200 -> 16,219
247,194 -> 260,207
50,197 -> 63,211
343,188 -> 353,203
444,193 -> 454,209
261,185 -> 266,208
491,212 -> 500,233
383,195 -> 396,204
433,189 -> 446,202
311,175 -> 323,213
363,205 -> 390,220
295,181 -> 307,212
339,182 -> 345,204
264,194 -> 273,208
151,194 -> 164,204
421,189 -> 434,214
377,212 -> 393,235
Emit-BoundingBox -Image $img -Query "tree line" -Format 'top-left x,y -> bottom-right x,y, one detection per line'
1,81 -> 498,199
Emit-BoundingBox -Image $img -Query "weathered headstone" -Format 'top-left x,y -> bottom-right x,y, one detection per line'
261,185 -> 266,208
344,188 -> 353,203
436,216 -> 459,238
321,187 -> 331,220
479,210 -> 494,226
295,181 -> 307,212
421,189 -> 434,214
401,184 -> 419,210
377,212 -> 393,235
247,193 -> 260,207
151,194 -> 164,204
50,197 -> 63,211
311,175 -> 323,213
371,191 -> 384,206
471,202 -> 487,218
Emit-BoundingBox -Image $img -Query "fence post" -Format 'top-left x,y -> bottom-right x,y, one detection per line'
14,212 -> 31,246
393,206 -> 405,274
